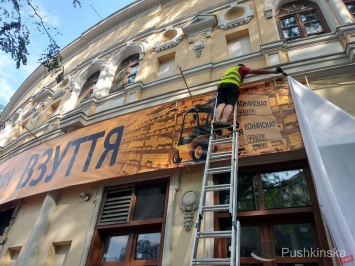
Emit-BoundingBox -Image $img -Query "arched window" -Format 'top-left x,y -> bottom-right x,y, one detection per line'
78,70 -> 100,102
344,0 -> 355,17
110,53 -> 140,94
276,1 -> 329,41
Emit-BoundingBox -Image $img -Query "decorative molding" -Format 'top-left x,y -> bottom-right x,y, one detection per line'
193,40 -> 206,58
218,3 -> 254,29
260,40 -> 285,54
336,23 -> 355,38
53,87 -> 70,100
160,0 -> 182,8
182,14 -> 217,43
33,87 -> 54,103
22,108 -> 35,120
100,65 -> 109,72
179,190 -> 200,232
264,0 -> 281,18
153,27 -> 183,52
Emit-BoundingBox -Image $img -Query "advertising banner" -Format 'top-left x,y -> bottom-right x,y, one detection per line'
0,80 -> 303,205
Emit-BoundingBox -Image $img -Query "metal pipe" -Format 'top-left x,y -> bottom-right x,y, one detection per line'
23,124 -> 43,144
176,65 -> 192,98
304,74 -> 310,88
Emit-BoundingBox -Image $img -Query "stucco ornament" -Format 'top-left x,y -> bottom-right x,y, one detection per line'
193,40 -> 206,58
153,26 -> 183,52
179,190 -> 200,232
218,3 -> 254,29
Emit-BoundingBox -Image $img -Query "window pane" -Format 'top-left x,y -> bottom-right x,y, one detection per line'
135,232 -> 160,260
262,168 -> 311,209
301,12 -> 319,23
347,3 -> 355,13
133,183 -> 166,220
102,235 -> 129,262
280,17 -> 297,28
118,69 -> 127,80
304,22 -> 323,34
219,172 -> 259,211
282,27 -> 301,39
130,65 -> 138,75
80,71 -> 100,100
241,226 -> 261,257
110,53 -> 139,94
127,75 -> 136,85
273,223 -> 316,256
224,226 -> 260,258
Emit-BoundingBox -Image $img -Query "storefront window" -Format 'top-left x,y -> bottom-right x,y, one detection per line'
273,223 -> 316,256
262,168 -> 311,209
240,226 -> 261,257
133,183 -> 166,220
102,235 -> 129,262
218,172 -> 259,211
134,232 -> 160,260
88,181 -> 168,266
218,167 -> 311,210
214,161 -> 329,265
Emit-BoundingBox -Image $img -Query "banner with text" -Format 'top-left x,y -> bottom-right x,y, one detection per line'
0,80 -> 303,205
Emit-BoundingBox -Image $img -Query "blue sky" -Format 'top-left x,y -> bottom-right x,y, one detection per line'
0,0 -> 136,108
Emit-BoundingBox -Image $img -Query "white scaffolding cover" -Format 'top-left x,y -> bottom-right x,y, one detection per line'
288,77 -> 355,265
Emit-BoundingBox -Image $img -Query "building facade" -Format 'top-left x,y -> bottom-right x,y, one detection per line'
0,0 -> 355,265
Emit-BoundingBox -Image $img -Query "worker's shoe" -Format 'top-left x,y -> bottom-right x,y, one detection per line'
213,121 -> 221,128
219,121 -> 232,127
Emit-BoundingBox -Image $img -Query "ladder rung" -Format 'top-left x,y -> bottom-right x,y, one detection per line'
210,151 -> 233,160
211,137 -> 233,145
202,204 -> 229,212
197,230 -> 232,238
192,258 -> 231,265
206,166 -> 231,174
205,184 -> 230,192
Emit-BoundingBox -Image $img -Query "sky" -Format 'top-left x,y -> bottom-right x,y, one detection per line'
0,0 -> 136,109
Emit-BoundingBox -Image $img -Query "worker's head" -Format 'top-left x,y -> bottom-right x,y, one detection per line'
238,64 -> 245,67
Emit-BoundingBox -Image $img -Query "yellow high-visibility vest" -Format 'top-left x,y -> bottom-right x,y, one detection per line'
218,66 -> 242,87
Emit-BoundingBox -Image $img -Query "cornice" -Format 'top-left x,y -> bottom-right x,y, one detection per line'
2,56 -> 355,162
0,129 -> 64,163
284,32 -> 339,49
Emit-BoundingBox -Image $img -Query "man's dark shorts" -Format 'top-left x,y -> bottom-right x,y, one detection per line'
217,83 -> 240,107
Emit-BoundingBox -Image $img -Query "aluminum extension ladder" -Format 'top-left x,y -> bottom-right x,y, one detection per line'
190,98 -> 241,266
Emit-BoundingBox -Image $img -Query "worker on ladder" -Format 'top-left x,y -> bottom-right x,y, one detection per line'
214,64 -> 287,129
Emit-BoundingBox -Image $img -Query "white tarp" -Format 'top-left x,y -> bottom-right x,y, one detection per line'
288,77 -> 355,265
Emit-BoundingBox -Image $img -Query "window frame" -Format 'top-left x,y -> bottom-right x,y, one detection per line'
276,1 -> 330,41
78,70 -> 101,102
110,54 -> 140,94
87,179 -> 169,266
213,160 -> 333,266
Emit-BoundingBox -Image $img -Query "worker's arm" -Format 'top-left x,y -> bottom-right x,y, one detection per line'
248,68 -> 278,75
